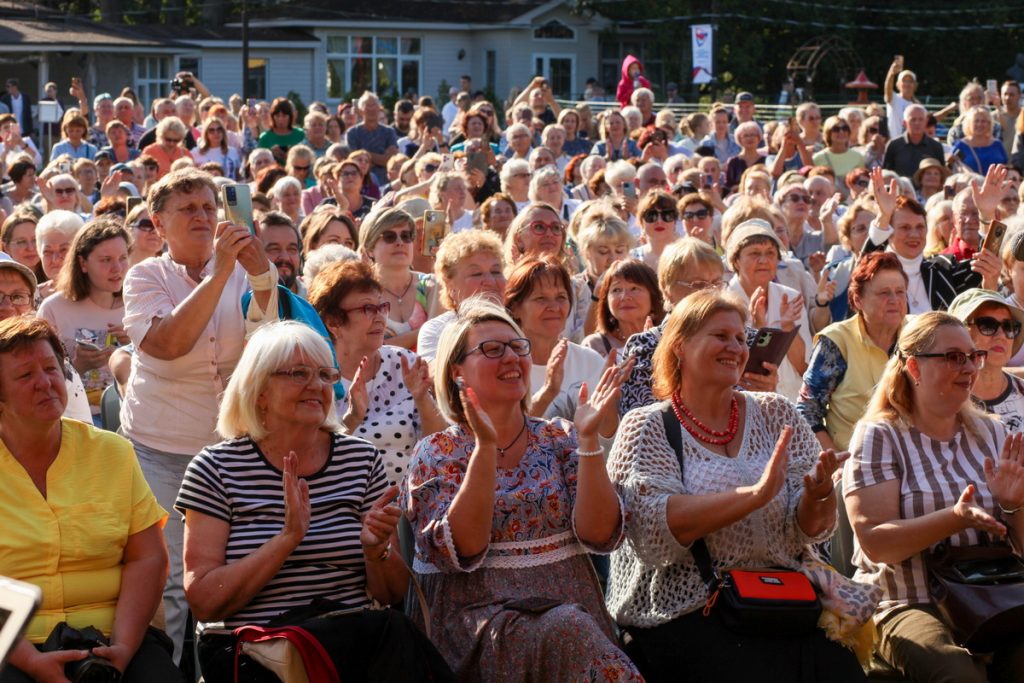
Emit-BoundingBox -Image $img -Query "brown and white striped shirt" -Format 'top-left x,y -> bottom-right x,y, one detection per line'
844,417 -> 1005,622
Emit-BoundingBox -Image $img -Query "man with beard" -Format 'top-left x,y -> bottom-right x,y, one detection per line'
259,211 -> 305,297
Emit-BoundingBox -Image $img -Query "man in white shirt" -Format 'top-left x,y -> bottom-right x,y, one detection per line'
884,56 -> 917,139
0,78 -> 34,139
441,86 -> 461,140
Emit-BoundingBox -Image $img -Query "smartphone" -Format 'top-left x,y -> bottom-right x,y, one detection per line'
622,181 -> 637,199
705,174 -> 715,188
126,196 -> 144,214
76,339 -> 102,353
944,185 -> 956,199
57,160 -> 70,174
744,327 -> 801,376
422,209 -> 449,257
246,97 -> 255,109
982,220 -> 1007,254
0,577 -> 41,667
221,183 -> 254,234
987,79 -> 999,97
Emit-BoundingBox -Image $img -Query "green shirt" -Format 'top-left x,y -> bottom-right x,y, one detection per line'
257,127 -> 306,151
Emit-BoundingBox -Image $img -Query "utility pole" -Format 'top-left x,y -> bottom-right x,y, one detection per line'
242,0 -> 250,101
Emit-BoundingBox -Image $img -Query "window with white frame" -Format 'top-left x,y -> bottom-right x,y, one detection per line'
326,35 -> 421,101
135,57 -> 172,106
533,20 -> 575,40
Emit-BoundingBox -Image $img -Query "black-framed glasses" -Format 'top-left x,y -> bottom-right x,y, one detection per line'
342,301 -> 391,317
528,221 -> 563,236
786,194 -> 812,204
132,219 -> 156,232
675,278 -> 726,291
642,209 -> 679,223
682,208 -> 711,220
424,164 -> 439,173
912,350 -> 988,369
53,187 -> 76,196
272,365 -> 341,385
969,317 -> 1022,339
866,126 -> 880,134
853,178 -> 870,188
380,230 -> 414,245
462,337 -> 531,360
292,165 -> 310,172
832,124 -> 851,132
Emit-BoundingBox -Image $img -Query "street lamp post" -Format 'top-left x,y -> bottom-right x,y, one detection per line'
241,0 -> 250,102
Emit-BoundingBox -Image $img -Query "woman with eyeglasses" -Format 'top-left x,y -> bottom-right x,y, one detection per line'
327,159 -> 375,221
948,289 -> 1024,429
358,208 -> 435,350
499,159 -> 531,210
307,261 -> 445,487
125,202 -> 164,268
632,190 -> 681,271
820,197 -> 877,322
846,168 -> 871,203
813,117 -> 865,197
285,145 -> 316,189
774,182 -> 822,268
178,321 -> 453,681
798,252 -> 908,453
855,115 -> 888,170
677,193 -> 716,248
191,119 -> 241,180
141,117 -> 188,179
845,311 -> 1024,683
402,297 -> 641,681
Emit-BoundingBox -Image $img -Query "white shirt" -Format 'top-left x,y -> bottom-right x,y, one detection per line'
8,93 -> 25,131
120,255 -> 263,455
442,101 -> 460,138
529,342 -> 606,421
417,310 -> 456,363
451,211 -> 475,233
895,252 -> 929,314
886,93 -> 913,139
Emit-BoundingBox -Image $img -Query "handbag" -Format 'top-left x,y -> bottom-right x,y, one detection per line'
40,623 -> 122,683
926,540 -> 1024,652
660,406 -> 822,637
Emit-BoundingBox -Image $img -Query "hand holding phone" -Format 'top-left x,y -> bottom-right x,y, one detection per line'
221,183 -> 255,234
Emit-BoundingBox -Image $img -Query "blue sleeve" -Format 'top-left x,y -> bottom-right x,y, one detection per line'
797,335 -> 846,432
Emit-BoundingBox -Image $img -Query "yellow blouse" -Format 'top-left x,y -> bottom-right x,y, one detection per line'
0,419 -> 167,642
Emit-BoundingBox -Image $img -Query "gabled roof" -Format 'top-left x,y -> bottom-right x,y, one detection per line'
249,0 -> 550,24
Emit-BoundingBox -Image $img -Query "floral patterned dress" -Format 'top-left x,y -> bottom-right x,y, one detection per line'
401,417 -> 643,682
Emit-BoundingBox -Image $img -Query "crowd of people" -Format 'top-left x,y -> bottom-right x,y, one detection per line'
2,52 -> 1024,682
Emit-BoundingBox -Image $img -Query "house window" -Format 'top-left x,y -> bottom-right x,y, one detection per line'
247,59 -> 267,100
326,35 -> 422,100
534,54 -> 575,100
534,20 -> 574,40
178,57 -> 201,78
134,57 -> 171,107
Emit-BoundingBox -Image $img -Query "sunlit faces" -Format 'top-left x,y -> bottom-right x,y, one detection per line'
151,186 -> 219,258
607,276 -> 652,327
80,237 -> 130,294
665,263 -> 726,308
585,238 -> 630,278
259,349 -> 333,428
445,251 -> 506,306
453,320 -> 531,405
966,303 -> 1019,368
888,207 -> 926,259
314,219 -> 357,250
675,309 -> 749,386
907,325 -> 982,406
5,221 -> 39,270
0,339 -> 68,423
509,274 -> 571,340
261,224 -> 301,287
853,269 -> 907,329
0,269 -> 34,320
735,240 -> 780,290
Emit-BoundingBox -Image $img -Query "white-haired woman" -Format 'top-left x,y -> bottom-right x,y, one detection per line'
503,122 -> 533,161
177,321 -> 453,681
429,171 -> 473,232
35,209 -> 85,300
499,158 -> 531,209
269,175 -> 303,226
571,155 -> 606,201
401,298 -> 641,681
141,116 -> 188,179
846,312 -> 1024,682
529,164 -> 578,222
724,121 -> 766,194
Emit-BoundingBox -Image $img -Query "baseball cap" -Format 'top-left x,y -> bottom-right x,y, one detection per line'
947,289 -> 1024,356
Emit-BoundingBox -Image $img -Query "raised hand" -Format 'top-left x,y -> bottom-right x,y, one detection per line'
815,270 -> 837,305
953,484 -> 1006,537
819,192 -> 842,226
360,485 -> 401,558
749,286 -> 768,329
542,339 -> 568,397
747,425 -> 792,507
985,432 -> 1024,513
803,449 -> 850,501
778,292 -> 805,330
461,382 -> 498,447
342,355 -> 371,432
870,167 -> 899,221
573,354 -> 635,439
807,251 -> 827,280
970,248 -> 1002,291
971,164 -> 1009,222
400,353 -> 431,402
281,451 -> 311,544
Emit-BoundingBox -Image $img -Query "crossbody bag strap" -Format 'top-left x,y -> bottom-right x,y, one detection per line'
660,404 -> 719,591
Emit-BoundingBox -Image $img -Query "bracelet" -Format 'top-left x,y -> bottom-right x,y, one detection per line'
814,296 -> 830,308
367,542 -> 392,562
576,447 -> 604,458
999,503 -> 1021,515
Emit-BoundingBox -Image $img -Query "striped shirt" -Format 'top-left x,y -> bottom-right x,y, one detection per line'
174,432 -> 388,629
844,417 -> 1005,622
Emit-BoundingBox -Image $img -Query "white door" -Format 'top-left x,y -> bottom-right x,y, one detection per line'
533,54 -> 575,100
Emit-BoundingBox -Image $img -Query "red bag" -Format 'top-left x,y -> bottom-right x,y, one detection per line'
234,624 -> 340,683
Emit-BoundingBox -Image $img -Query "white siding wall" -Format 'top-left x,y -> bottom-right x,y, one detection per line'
199,48 -> 317,103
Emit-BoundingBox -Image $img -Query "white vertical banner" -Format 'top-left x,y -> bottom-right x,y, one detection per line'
691,24 -> 714,85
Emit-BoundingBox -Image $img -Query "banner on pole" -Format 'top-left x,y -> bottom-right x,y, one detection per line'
691,24 -> 713,85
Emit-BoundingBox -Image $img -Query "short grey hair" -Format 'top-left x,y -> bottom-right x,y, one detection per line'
500,158 -> 530,192
528,165 -> 563,203
630,87 -> 654,105
217,321 -> 340,440
156,116 -> 187,140
303,243 -> 359,284
269,175 -> 302,199
36,210 -> 84,251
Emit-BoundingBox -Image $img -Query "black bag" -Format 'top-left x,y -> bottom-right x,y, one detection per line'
926,541 -> 1024,652
41,623 -> 122,683
661,406 -> 822,637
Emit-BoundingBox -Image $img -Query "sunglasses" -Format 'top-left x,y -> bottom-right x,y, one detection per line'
866,127 -> 879,134
832,124 -> 851,132
53,187 -> 76,196
912,350 -> 988,369
423,164 -> 439,173
786,194 -> 812,204
528,221 -> 564,236
642,209 -> 678,223
343,301 -> 391,317
380,230 -> 415,244
682,208 -> 711,220
292,165 -> 310,172
132,219 -> 156,232
163,137 -> 182,144
853,179 -> 870,188
969,316 -> 1022,339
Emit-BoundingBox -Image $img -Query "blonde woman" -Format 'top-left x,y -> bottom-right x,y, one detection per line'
845,311 -> 1024,682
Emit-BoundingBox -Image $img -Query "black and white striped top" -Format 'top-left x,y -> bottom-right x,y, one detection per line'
844,417 -> 1005,622
175,432 -> 387,628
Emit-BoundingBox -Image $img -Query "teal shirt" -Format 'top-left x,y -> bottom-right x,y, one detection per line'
257,128 -> 306,150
